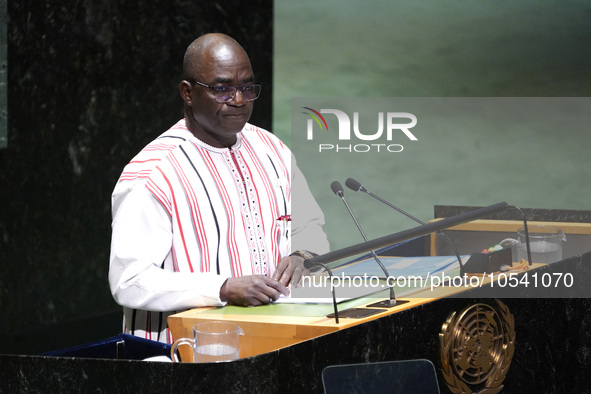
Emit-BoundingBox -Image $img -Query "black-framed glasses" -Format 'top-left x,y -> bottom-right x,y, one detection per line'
189,80 -> 262,103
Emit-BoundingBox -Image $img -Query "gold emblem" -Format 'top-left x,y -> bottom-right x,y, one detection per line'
440,300 -> 515,393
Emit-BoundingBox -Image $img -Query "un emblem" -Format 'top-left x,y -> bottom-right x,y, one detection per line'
440,300 -> 515,393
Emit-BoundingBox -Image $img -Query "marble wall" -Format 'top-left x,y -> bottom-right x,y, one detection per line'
0,0 -> 273,354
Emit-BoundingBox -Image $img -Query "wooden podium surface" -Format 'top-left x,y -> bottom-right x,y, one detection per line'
168,296 -> 430,360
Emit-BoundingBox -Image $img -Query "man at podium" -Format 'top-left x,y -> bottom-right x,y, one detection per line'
108,33 -> 329,343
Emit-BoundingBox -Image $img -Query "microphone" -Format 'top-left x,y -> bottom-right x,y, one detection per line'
330,181 -> 398,306
345,178 -> 424,224
345,177 -> 466,277
330,180 -> 344,198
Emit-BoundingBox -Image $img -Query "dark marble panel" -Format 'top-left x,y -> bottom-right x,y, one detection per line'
171,354 -> 278,393
0,1 -> 273,352
1,355 -> 174,394
435,205 -> 591,223
0,0 -> 5,148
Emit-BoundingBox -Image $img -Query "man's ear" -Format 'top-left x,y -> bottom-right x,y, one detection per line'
179,81 -> 193,106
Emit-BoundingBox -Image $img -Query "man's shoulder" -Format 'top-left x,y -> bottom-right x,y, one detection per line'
118,120 -> 192,183
144,123 -> 193,156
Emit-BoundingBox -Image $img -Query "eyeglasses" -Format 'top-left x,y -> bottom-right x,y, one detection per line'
189,80 -> 262,103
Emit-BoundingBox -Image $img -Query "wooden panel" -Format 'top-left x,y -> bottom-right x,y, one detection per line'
167,298 -> 434,361
429,219 -> 591,255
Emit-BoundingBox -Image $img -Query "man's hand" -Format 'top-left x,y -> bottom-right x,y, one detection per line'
272,255 -> 309,287
219,275 -> 289,307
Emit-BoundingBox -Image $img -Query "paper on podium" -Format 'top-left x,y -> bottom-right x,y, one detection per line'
334,255 -> 469,278
274,255 -> 469,304
273,285 -> 386,304
272,294 -> 344,305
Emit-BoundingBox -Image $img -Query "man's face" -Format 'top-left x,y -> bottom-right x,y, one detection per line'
183,45 -> 255,148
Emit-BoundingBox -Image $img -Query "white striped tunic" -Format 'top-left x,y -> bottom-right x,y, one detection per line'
109,119 -> 328,343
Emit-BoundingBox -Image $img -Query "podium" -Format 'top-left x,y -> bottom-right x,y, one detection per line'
166,207 -> 591,393
161,251 -> 591,393
4,206 -> 591,393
